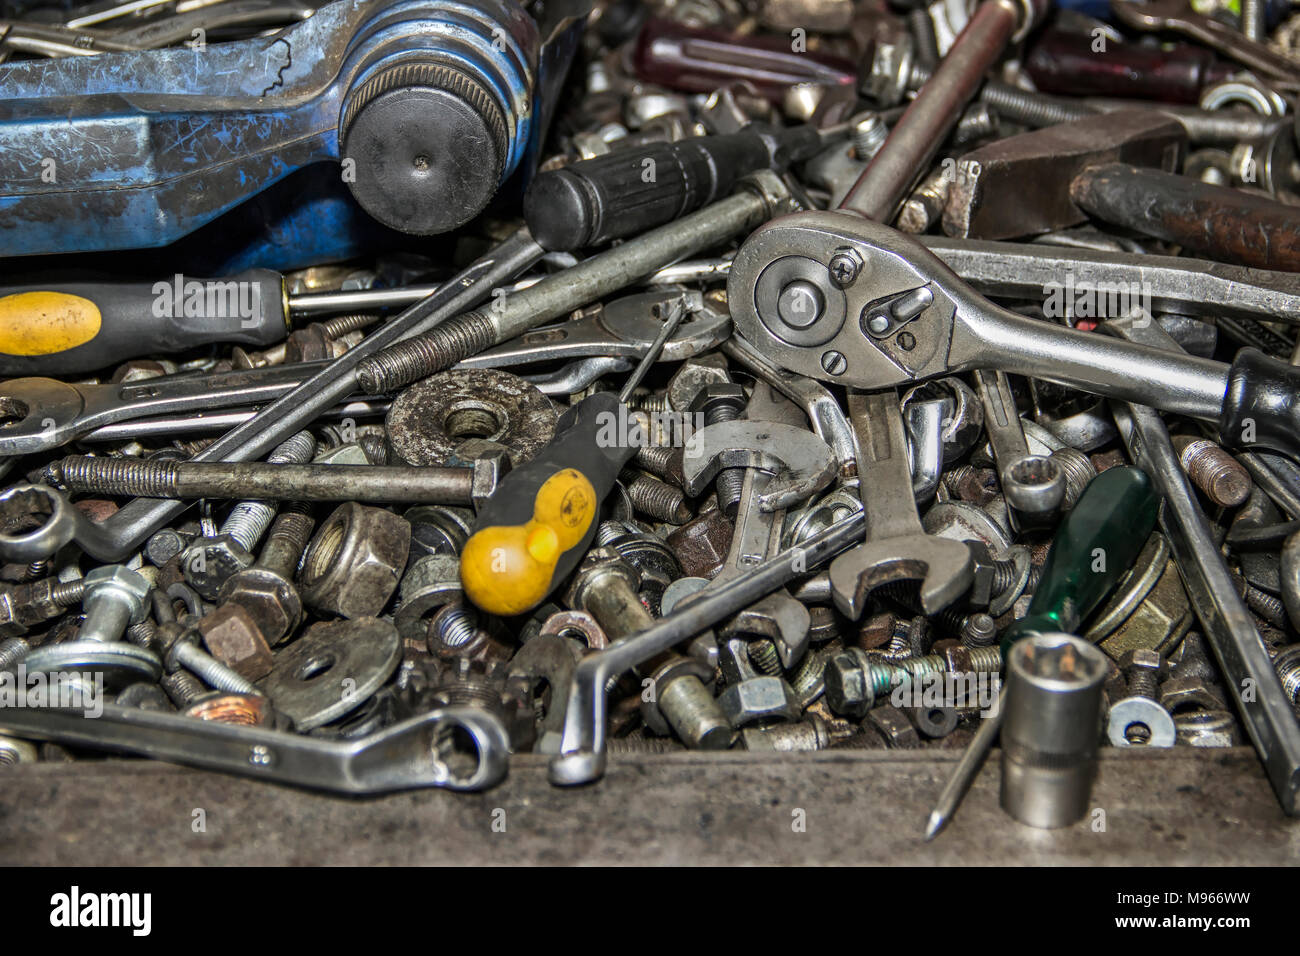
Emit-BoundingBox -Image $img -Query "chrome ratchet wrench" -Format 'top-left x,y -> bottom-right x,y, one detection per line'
728,212 -> 1300,460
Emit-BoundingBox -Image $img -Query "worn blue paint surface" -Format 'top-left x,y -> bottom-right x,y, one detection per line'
0,0 -> 538,255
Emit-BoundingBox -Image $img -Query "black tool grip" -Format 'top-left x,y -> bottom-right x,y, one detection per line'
1219,347 -> 1300,459
524,132 -> 778,251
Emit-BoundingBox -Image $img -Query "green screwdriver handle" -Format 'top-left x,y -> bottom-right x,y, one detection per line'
1002,465 -> 1159,653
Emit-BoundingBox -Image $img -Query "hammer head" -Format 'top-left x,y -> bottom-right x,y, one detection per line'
942,110 -> 1185,240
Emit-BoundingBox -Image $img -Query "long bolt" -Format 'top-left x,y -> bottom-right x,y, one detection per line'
56,456 -> 477,506
354,184 -> 786,394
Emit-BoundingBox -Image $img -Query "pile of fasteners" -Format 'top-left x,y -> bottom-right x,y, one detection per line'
0,0 -> 1298,830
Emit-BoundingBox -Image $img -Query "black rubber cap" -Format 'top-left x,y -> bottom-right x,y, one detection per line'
522,168 -> 593,251
340,61 -> 507,236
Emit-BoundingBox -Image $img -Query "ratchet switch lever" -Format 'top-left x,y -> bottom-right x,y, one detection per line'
728,211 -> 1300,461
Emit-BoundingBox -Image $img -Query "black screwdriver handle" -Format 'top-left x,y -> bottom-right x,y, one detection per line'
1219,347 -> 1300,460
524,128 -> 821,252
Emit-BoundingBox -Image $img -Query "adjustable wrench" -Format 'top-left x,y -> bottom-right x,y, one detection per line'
681,420 -> 837,668
828,389 -> 972,617
728,212 -> 1300,460
0,702 -> 510,794
457,291 -> 729,370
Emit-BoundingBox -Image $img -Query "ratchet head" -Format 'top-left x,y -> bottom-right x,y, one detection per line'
727,211 -> 971,391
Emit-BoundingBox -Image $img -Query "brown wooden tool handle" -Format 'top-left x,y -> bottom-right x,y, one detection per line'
1070,163 -> 1300,272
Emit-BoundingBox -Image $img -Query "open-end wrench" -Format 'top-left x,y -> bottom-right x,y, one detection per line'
973,368 -> 1065,529
728,212 -> 1300,460
828,389 -> 972,617
720,336 -> 859,485
0,702 -> 510,794
680,420 -> 837,668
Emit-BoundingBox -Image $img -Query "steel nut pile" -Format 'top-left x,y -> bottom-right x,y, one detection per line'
1,0 -> 1299,830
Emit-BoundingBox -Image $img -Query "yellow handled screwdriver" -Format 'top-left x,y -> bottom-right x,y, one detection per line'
460,296 -> 690,616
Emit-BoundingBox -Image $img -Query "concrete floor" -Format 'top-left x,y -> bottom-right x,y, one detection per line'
2,747 -> 1298,865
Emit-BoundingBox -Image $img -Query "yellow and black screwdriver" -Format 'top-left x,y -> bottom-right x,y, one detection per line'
0,269 -> 290,376
459,297 -> 690,616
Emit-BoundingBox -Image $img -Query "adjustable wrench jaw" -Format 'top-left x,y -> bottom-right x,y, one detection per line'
728,210 -> 961,390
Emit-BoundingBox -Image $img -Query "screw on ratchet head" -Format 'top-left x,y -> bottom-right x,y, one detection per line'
728,211 -> 1300,460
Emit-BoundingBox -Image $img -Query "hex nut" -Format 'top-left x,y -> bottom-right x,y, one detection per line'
1120,647 -> 1163,675
197,603 -> 274,680
217,566 -> 302,645
666,510 -> 734,579
298,503 -> 412,619
718,675 -> 801,728
687,381 -> 747,419
666,354 -> 731,413
181,533 -> 254,601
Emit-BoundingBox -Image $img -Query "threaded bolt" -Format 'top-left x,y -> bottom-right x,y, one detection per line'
961,612 -> 998,647
1174,436 -> 1251,507
171,641 -> 259,694
318,313 -> 380,339
1128,668 -> 1159,700
747,638 -> 784,676
258,505 -> 315,579
355,309 -> 497,393
633,445 -> 682,485
1049,447 -> 1096,510
0,637 -> 31,671
1246,585 -> 1287,628
625,473 -> 692,524
430,604 -> 480,650
1273,646 -> 1300,716
596,519 -> 637,547
162,670 -> 206,707
953,103 -> 999,144
221,431 -> 316,553
897,167 -> 950,234
126,619 -> 155,647
906,67 -> 1099,128
852,115 -> 889,160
